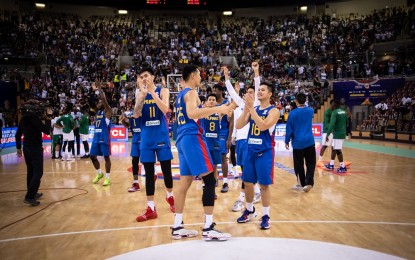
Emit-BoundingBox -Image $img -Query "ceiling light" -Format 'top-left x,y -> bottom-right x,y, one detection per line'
118,10 -> 128,15
35,3 -> 46,8
223,11 -> 232,16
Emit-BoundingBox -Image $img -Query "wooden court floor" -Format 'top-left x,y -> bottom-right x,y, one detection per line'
0,139 -> 414,259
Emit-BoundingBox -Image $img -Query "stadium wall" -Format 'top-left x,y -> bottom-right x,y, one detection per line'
326,0 -> 407,16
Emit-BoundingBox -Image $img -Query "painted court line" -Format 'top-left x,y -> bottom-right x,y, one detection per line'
1,220 -> 414,243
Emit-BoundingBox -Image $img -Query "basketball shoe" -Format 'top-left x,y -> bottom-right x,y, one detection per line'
171,226 -> 198,240
324,164 -> 334,170
128,183 -> 140,192
166,196 -> 175,213
202,223 -> 231,241
136,206 -> 157,222
237,207 -> 257,223
92,173 -> 104,184
231,200 -> 244,212
337,167 -> 347,173
260,215 -> 270,230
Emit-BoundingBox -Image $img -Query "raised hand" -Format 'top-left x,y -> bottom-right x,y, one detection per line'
222,66 -> 230,81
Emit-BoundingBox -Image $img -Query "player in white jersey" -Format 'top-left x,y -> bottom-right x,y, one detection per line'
223,63 -> 262,212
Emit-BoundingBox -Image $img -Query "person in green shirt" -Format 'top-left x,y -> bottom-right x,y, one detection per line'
324,99 -> 347,173
79,106 -> 90,159
317,100 -> 334,168
56,107 -> 75,161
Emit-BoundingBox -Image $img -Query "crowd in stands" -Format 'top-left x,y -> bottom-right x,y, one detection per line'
359,81 -> 415,133
0,5 -> 414,128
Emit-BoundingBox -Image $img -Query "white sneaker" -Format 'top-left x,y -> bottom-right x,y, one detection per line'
171,226 -> 198,240
302,185 -> 313,192
202,223 -> 231,241
253,192 -> 261,204
291,184 -> 302,191
231,200 -> 244,212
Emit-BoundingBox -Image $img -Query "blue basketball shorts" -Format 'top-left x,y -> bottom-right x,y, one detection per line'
140,147 -> 173,163
242,148 -> 274,185
236,139 -> 248,166
90,142 -> 111,157
130,142 -> 140,158
177,134 -> 214,176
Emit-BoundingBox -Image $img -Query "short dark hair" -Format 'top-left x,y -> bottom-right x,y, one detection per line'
213,84 -> 224,91
138,67 -> 154,76
207,93 -> 217,100
182,65 -> 198,81
332,99 -> 340,109
296,93 -> 307,105
246,85 -> 255,92
260,81 -> 274,94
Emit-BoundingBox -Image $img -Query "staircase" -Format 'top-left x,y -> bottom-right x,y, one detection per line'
312,94 -> 333,124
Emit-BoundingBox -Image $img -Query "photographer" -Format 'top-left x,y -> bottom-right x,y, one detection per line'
15,102 -> 53,206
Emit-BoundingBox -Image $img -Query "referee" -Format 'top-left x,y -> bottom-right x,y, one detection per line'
16,104 -> 53,206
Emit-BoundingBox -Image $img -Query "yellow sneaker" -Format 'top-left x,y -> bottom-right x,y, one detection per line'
102,177 -> 110,186
92,173 -> 104,184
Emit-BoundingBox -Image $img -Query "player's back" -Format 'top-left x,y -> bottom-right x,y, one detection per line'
175,88 -> 202,141
93,110 -> 111,144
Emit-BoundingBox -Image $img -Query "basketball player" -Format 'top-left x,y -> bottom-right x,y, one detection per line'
79,106 -> 90,158
223,64 -> 262,212
324,99 -> 348,173
171,65 -> 232,241
316,100 -> 334,169
56,107 -> 75,161
199,93 -> 221,184
119,109 -> 141,192
51,110 -> 63,159
134,68 -> 175,222
90,81 -> 113,186
236,81 -> 280,230
212,84 -> 232,193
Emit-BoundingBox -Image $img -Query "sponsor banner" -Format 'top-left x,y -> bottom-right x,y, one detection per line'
1,125 -> 128,148
88,125 -> 128,142
274,124 -> 323,139
333,78 -> 404,106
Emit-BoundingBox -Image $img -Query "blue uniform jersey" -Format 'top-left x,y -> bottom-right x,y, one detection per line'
199,113 -> 220,151
140,86 -> 170,149
176,88 -> 203,139
92,110 -> 111,144
128,116 -> 141,144
219,99 -> 229,137
247,106 -> 276,152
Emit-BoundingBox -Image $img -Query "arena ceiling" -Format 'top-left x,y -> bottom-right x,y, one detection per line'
21,0 -> 329,10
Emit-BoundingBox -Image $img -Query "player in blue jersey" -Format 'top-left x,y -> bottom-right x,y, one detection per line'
199,93 -> 222,198
133,68 -> 175,222
171,65 -> 233,241
236,81 -> 280,230
212,84 -> 232,193
119,110 -> 142,192
90,82 -> 113,186
199,93 -> 221,175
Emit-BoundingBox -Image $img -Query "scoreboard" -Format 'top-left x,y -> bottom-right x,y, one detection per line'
187,0 -> 200,5
146,0 -> 205,6
146,0 -> 166,4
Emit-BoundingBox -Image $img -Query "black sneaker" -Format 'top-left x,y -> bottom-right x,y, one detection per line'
80,154 -> 90,159
221,183 -> 229,193
24,198 -> 40,206
35,193 -> 43,199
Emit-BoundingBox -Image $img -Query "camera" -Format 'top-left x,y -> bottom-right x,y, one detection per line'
20,99 -> 52,118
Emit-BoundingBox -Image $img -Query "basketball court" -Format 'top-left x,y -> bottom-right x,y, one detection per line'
0,139 -> 414,259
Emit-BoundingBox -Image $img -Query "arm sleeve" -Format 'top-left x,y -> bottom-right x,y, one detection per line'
254,76 -> 260,106
225,80 -> 243,106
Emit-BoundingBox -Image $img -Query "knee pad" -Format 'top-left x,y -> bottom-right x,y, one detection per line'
202,172 -> 215,207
